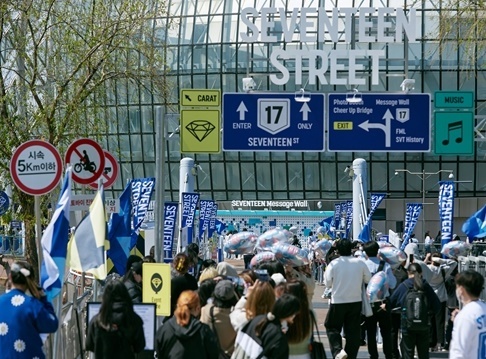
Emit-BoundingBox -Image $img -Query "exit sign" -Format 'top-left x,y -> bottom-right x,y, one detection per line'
434,91 -> 474,109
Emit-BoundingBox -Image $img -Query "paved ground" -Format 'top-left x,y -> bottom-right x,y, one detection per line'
226,258 -> 448,359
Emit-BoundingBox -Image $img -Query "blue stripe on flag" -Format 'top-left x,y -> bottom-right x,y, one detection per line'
40,166 -> 72,302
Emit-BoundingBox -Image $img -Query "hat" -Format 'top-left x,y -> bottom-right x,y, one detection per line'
411,238 -> 419,243
271,273 -> 287,286
131,261 -> 143,275
213,280 -> 237,301
216,262 -> 238,277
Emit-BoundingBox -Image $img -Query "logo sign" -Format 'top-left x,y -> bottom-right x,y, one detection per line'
88,151 -> 119,189
434,91 -> 474,109
10,140 -> 63,196
65,138 -> 105,185
181,89 -> 221,107
434,111 -> 474,156
328,93 -> 431,152
0,192 -> 9,216
180,109 -> 220,153
223,93 -> 325,151
142,263 -> 171,316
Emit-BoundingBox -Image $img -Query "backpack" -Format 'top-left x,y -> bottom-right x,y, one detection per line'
403,287 -> 429,331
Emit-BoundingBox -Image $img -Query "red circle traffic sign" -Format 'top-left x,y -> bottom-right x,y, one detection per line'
65,138 -> 105,185
88,151 -> 119,189
10,140 -> 63,196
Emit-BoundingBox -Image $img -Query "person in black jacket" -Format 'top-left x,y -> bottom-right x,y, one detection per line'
86,280 -> 145,358
170,253 -> 199,318
123,261 -> 143,303
388,263 -> 441,359
155,290 -> 219,359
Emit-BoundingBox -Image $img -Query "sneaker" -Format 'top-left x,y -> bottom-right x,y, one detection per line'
336,349 -> 348,359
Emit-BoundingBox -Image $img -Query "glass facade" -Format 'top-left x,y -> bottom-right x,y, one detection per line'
106,0 -> 486,211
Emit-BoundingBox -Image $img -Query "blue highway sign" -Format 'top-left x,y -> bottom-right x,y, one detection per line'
328,93 -> 431,152
223,93 -> 325,151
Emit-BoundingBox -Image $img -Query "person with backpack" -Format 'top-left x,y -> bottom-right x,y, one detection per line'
362,241 -> 397,359
388,263 -> 440,359
424,252 -> 457,352
390,260 -> 408,359
449,270 -> 486,359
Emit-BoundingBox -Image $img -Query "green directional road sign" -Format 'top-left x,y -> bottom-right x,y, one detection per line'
434,111 -> 474,155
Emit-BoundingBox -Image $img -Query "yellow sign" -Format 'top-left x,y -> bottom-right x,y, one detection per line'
333,121 -> 353,130
181,89 -> 220,107
180,110 -> 221,153
142,263 -> 171,316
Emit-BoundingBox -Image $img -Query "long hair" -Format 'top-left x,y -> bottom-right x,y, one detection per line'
245,280 -> 275,320
175,290 -> 200,327
255,294 -> 301,337
407,263 -> 423,291
285,280 -> 311,344
98,280 -> 134,329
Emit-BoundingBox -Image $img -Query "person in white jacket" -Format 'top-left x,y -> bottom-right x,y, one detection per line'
449,270 -> 486,359
424,252 -> 458,351
324,239 -> 371,359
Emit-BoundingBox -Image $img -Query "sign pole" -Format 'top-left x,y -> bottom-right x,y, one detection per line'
34,195 -> 43,276
154,106 -> 166,263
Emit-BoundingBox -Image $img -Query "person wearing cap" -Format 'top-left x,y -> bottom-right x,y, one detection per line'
200,279 -> 239,356
0,261 -> 59,358
122,261 -> 143,303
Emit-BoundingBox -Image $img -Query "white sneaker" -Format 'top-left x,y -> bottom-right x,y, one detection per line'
336,349 -> 348,359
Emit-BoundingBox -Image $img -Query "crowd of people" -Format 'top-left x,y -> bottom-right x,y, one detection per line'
0,234 -> 485,359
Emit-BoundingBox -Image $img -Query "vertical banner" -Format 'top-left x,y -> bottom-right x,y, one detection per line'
400,203 -> 423,250
132,177 -> 156,231
438,181 -> 455,248
198,200 -> 214,240
333,203 -> 341,232
358,193 -> 386,242
181,192 -> 200,245
163,202 -> 178,262
345,200 -> 353,239
207,203 -> 218,238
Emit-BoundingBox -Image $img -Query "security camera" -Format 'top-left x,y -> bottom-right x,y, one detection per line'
400,79 -> 415,93
242,77 -> 256,92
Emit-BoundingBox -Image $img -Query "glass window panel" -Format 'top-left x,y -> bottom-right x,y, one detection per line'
226,162 -> 242,190
241,163 -> 256,190
272,162 -> 288,190
142,135 -> 155,161
287,163 -> 304,191
211,162 -> 226,189
130,135 -> 143,161
304,162 -> 320,191
129,107 -> 141,133
255,162 -> 272,191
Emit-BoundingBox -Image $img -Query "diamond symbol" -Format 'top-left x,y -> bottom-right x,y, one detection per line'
186,120 -> 215,142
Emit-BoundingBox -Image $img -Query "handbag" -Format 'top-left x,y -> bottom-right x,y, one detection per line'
361,283 -> 373,317
309,311 -> 327,359
210,306 -> 232,359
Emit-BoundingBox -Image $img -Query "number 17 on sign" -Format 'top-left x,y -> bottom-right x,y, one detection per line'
257,99 -> 290,135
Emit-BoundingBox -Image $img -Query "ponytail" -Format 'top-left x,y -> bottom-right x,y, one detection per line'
407,263 -> 424,291
174,290 -> 199,327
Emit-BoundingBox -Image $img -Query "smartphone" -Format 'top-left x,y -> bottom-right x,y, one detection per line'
409,254 -> 414,264
255,269 -> 270,282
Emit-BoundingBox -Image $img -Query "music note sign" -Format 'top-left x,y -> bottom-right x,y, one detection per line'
434,111 -> 474,156
442,121 -> 463,145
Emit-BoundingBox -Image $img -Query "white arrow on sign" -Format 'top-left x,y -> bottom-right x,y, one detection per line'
300,102 -> 311,121
358,109 -> 393,147
237,101 -> 248,121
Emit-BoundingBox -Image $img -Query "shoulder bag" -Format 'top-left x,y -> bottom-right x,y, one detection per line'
309,311 -> 327,359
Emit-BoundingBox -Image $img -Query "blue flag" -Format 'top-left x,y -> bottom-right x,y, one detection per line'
462,205 -> 486,239
181,192 -> 199,245
400,203 -> 423,250
107,182 -> 132,275
358,193 -> 386,243
215,219 -> 227,235
163,202 -> 178,261
207,203 -> 218,238
131,177 -> 155,248
40,166 -> 72,302
438,181 -> 455,247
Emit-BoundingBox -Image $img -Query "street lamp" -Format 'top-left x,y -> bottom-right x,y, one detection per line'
395,168 -> 454,238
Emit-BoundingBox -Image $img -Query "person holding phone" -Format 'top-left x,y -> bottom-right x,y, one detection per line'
0,261 -> 59,358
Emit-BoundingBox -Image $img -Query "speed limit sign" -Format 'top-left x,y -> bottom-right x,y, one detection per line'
257,98 -> 290,135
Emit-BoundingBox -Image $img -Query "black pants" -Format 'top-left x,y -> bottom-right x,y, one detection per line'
365,303 -> 393,359
390,312 -> 402,359
400,329 -> 430,359
325,301 -> 362,359
429,301 -> 446,347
